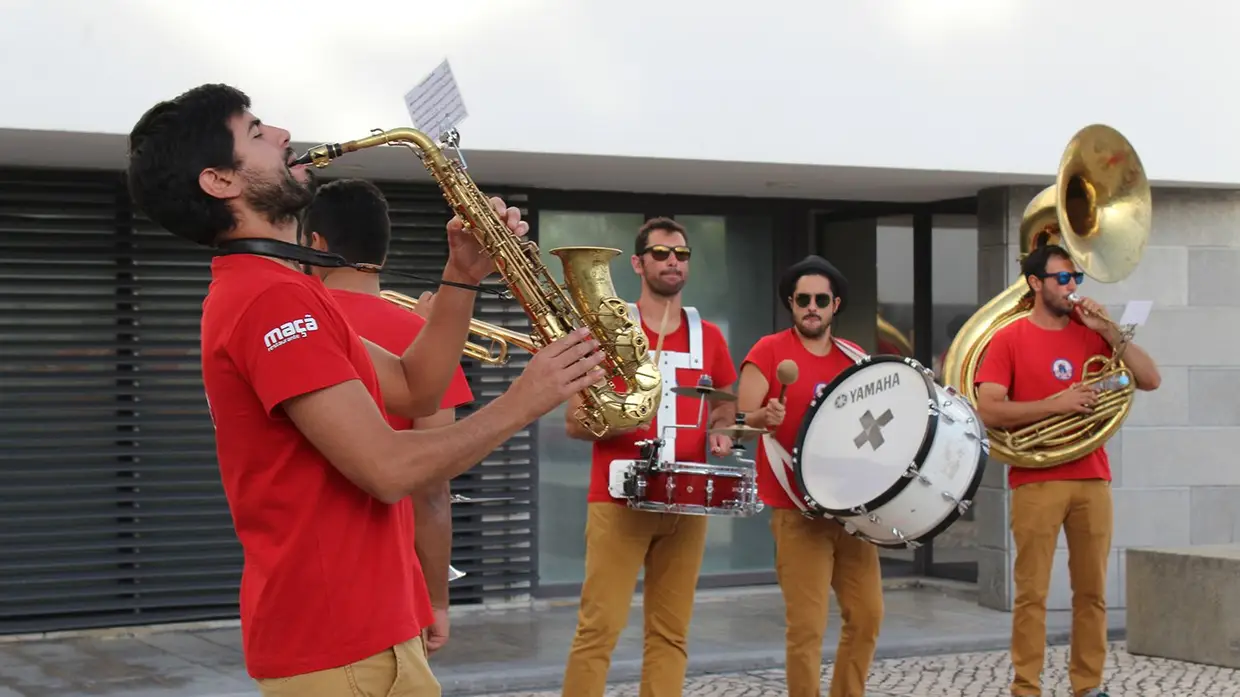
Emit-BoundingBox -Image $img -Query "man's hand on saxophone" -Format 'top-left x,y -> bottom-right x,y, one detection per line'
445,196 -> 529,285
363,195 -> 528,420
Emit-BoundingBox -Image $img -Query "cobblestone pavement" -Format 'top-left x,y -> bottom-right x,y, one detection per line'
473,642 -> 1240,696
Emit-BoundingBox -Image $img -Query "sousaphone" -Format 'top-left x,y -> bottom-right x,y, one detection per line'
940,124 -> 1152,469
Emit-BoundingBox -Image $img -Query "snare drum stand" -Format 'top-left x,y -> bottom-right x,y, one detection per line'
632,375 -> 717,503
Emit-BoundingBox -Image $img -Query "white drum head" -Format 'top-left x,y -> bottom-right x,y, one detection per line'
794,358 -> 934,513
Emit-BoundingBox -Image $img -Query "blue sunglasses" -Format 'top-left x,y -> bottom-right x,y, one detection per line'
1040,271 -> 1084,285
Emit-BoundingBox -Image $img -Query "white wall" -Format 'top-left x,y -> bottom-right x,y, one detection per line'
3,0 -> 1238,184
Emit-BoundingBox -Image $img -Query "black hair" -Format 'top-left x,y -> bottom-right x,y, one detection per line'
126,84 -> 251,246
635,217 -> 689,256
304,178 -> 391,266
1020,242 -> 1073,290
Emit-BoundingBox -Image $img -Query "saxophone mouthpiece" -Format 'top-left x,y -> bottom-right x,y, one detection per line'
290,143 -> 344,168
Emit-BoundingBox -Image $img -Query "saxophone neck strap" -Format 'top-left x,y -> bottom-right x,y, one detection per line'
213,238 -> 507,297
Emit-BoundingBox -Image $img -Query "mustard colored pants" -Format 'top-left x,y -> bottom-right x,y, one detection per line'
1009,480 -> 1113,697
771,509 -> 884,697
255,637 -> 439,697
561,502 -> 709,697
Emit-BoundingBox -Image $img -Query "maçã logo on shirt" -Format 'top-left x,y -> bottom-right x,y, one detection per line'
263,314 -> 319,352
1051,358 -> 1074,381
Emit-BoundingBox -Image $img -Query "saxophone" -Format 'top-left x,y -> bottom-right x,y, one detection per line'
292,128 -> 661,438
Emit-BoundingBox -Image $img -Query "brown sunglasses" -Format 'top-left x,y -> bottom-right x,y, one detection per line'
641,245 -> 692,262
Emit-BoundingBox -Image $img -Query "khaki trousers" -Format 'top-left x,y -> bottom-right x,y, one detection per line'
255,637 -> 440,697
771,509 -> 884,697
561,502 -> 709,697
1009,480 -> 1113,697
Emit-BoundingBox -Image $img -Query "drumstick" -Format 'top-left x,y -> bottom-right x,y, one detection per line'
776,360 -> 799,404
652,302 -> 673,366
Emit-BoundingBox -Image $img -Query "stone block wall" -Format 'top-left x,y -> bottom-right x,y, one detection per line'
973,184 -> 1240,612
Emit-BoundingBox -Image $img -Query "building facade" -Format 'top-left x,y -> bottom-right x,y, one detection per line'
1,2 -> 1237,634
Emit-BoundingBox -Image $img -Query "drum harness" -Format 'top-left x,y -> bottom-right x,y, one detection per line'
626,303 -> 703,467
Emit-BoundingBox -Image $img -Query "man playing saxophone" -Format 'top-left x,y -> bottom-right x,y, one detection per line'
126,83 -> 606,696
561,217 -> 737,697
736,254 -> 883,697
302,177 -> 476,657
974,242 -> 1161,697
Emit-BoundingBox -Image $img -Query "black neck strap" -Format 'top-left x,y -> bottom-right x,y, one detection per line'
213,238 -> 505,297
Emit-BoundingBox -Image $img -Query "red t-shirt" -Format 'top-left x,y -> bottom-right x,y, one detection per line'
742,330 -> 862,510
328,289 -> 475,429
328,288 -> 475,630
201,255 -> 422,679
973,316 -> 1114,489
588,311 -> 737,503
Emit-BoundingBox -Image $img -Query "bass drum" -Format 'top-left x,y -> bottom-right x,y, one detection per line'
791,355 -> 988,549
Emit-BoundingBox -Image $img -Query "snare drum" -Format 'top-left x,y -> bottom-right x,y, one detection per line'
608,441 -> 763,517
791,355 -> 988,548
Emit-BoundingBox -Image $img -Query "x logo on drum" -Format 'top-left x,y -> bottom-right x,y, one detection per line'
854,408 -> 894,450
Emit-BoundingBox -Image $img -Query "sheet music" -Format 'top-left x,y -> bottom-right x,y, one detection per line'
404,58 -> 468,139
1119,300 -> 1153,327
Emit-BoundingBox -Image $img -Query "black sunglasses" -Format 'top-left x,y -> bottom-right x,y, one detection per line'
1040,271 -> 1084,286
794,293 -> 833,309
642,245 -> 691,262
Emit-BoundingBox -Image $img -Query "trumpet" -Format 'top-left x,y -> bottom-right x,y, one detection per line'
379,289 -> 540,366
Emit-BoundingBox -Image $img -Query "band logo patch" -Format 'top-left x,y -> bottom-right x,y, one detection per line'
264,315 -> 319,352
1051,358 -> 1074,381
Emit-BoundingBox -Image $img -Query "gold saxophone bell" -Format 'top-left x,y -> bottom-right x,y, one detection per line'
941,124 -> 1151,469
378,289 -> 540,366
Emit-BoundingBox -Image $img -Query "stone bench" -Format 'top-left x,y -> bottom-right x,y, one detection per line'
1126,544 -> 1240,669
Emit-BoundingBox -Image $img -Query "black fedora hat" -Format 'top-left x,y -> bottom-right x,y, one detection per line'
778,254 -> 849,314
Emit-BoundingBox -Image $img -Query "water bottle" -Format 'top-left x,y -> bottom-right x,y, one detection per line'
1094,374 -> 1130,392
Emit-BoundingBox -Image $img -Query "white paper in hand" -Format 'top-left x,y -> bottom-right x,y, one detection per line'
1119,300 -> 1153,327
404,59 -> 468,140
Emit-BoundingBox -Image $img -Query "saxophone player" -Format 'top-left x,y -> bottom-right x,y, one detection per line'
126,83 -> 606,696
974,242 -> 1161,697
302,178 -> 476,656
560,218 -> 738,697
736,255 -> 883,697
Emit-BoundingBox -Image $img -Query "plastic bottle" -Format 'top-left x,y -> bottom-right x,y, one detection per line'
1094,374 -> 1130,391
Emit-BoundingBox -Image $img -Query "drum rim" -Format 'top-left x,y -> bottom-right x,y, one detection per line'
791,355 -> 938,517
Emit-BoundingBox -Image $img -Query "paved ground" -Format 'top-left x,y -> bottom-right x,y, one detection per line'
474,642 -> 1240,696
0,583 -> 1126,697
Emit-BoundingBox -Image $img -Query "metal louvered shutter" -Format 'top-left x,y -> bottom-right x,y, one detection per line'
0,166 -> 537,636
0,169 -> 239,634
367,181 -> 538,604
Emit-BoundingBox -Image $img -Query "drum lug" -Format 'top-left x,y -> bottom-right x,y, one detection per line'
942,491 -> 971,516
901,463 -> 931,485
706,478 -> 714,507
892,527 -> 923,550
